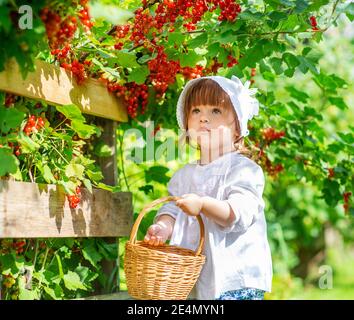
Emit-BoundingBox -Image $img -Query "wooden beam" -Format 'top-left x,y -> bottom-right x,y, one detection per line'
0,59 -> 128,122
0,180 -> 133,238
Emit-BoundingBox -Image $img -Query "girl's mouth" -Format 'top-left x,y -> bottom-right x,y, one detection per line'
197,127 -> 211,132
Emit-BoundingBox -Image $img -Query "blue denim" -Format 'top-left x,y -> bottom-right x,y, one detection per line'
216,288 -> 265,300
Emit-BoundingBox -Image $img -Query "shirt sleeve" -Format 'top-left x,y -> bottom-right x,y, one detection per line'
153,169 -> 184,224
216,161 -> 266,234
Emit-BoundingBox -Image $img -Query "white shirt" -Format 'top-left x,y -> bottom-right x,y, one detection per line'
154,151 -> 273,300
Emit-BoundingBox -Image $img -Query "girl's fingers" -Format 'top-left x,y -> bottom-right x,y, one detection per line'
148,237 -> 155,246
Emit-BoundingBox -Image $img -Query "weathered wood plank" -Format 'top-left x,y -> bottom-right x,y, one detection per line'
0,180 -> 133,238
0,59 -> 128,122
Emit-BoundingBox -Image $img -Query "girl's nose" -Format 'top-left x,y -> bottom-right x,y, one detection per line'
200,115 -> 209,123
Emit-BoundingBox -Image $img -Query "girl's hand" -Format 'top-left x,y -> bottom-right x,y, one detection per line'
175,194 -> 204,216
144,221 -> 170,246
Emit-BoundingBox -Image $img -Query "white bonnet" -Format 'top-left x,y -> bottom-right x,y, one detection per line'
176,75 -> 260,137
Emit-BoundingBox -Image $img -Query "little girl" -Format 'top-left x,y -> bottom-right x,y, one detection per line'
144,75 -> 272,300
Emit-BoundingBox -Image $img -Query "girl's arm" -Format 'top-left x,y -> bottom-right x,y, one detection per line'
201,196 -> 236,228
176,194 -> 236,228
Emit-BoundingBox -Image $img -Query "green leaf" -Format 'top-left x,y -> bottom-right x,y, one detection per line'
83,178 -> 93,193
17,132 -> 40,153
0,148 -> 19,176
114,51 -> 140,68
179,50 -> 202,67
0,253 -> 19,275
43,165 -> 56,184
92,58 -> 121,79
322,179 -> 342,207
239,10 -> 264,21
294,0 -> 309,13
75,265 -> 98,287
268,11 -> 288,21
240,41 -> 270,68
59,180 -> 77,195
218,30 -> 237,44
93,141 -> 113,157
297,56 -> 319,74
65,163 -> 85,180
167,32 -> 185,46
86,169 -> 104,182
328,97 -> 348,110
0,106 -> 25,134
97,239 -> 118,260
63,271 -> 87,291
282,52 -> 300,69
286,86 -> 310,103
43,286 -> 60,300
344,3 -> 354,21
269,57 -> 283,75
70,120 -> 97,139
0,6 -> 11,33
127,65 -> 150,84
188,32 -> 208,48
139,184 -> 154,195
145,165 -> 169,184
337,132 -> 353,144
82,240 -> 102,269
55,104 -> 85,122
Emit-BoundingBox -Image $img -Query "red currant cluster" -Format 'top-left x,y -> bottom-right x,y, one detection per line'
23,115 -> 45,136
147,46 -> 181,97
116,24 -> 131,39
309,16 -> 319,31
67,186 -> 81,209
4,142 -> 19,157
104,80 -> 149,118
343,192 -> 352,214
2,274 -> 16,289
51,44 -> 71,59
4,93 -> 16,107
262,127 -> 286,143
215,0 -> 242,22
327,167 -> 335,179
227,54 -> 238,67
204,58 -> 223,74
257,147 -> 284,177
61,60 -> 87,85
250,68 -> 256,85
78,7 -> 94,32
130,7 -> 155,46
13,240 -> 26,255
181,65 -> 204,80
134,1 -> 242,44
114,42 -> 124,50
40,8 -> 77,50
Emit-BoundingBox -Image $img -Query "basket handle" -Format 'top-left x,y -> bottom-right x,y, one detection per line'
129,196 -> 205,256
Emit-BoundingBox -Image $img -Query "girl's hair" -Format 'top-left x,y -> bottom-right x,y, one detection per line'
179,78 -> 257,160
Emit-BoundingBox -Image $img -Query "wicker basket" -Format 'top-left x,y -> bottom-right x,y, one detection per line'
124,196 -> 206,300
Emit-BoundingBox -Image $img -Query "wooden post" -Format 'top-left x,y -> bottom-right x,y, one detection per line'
94,118 -> 121,294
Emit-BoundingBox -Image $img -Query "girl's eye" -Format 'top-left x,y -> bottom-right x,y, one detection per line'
212,108 -> 221,114
191,108 -> 200,114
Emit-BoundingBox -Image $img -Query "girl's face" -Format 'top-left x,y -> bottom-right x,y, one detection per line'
187,104 -> 237,151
